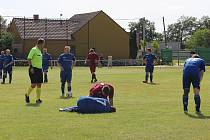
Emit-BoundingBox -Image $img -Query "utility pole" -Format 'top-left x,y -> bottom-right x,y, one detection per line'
142,17 -> 146,41
162,17 -> 167,48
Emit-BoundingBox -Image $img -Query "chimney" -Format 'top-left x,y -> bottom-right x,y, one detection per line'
33,14 -> 39,20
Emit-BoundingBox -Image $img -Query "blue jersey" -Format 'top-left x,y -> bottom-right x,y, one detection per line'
3,55 -> 13,69
58,53 -> 75,71
77,96 -> 113,113
143,54 -> 157,67
183,58 -> 205,74
42,53 -> 52,67
0,54 -> 5,69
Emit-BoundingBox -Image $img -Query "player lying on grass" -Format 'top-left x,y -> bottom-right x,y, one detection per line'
182,54 -> 205,114
89,83 -> 114,106
85,48 -> 99,83
142,48 -> 157,84
59,96 -> 116,113
58,46 -> 76,98
2,49 -> 14,84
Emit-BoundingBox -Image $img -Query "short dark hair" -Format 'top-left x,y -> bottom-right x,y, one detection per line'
192,54 -> 200,58
102,86 -> 110,95
190,51 -> 196,55
37,38 -> 45,45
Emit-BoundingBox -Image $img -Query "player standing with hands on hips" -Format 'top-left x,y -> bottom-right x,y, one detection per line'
25,38 -> 45,104
142,48 -> 157,83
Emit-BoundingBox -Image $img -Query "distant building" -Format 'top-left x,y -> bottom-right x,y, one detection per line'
8,11 -> 129,59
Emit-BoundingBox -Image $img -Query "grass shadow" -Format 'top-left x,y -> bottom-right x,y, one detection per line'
57,96 -> 76,100
25,103 -> 40,107
184,112 -> 210,119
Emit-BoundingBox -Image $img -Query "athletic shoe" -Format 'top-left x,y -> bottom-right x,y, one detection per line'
94,79 -> 98,83
1,82 -> 5,84
142,81 -> 148,83
25,94 -> 30,103
66,94 -> 72,98
36,99 -> 42,104
59,108 -> 65,112
91,80 -> 94,83
184,107 -> 188,113
196,111 -> 202,116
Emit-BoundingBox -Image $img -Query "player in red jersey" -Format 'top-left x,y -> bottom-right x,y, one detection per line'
85,48 -> 99,83
89,83 -> 114,106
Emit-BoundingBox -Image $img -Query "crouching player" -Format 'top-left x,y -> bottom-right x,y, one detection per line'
59,96 -> 116,113
2,49 -> 14,84
89,83 -> 114,106
42,48 -> 52,83
85,48 -> 99,83
143,48 -> 157,83
58,46 -> 75,98
182,54 -> 205,113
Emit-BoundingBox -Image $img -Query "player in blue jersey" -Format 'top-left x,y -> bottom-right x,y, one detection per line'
42,48 -> 52,83
182,54 -> 205,114
58,46 -> 76,98
142,48 -> 157,83
1,49 -> 14,84
0,50 -> 5,80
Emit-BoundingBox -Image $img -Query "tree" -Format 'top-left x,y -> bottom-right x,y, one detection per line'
128,18 -> 162,42
0,32 -> 14,50
198,16 -> 210,29
186,28 -> 210,48
129,30 -> 138,59
166,16 -> 198,48
152,40 -> 160,52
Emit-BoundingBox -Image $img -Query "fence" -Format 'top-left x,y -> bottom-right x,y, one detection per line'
12,49 -> 209,67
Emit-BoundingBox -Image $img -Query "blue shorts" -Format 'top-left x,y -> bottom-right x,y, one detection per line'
183,72 -> 200,89
3,67 -> 12,75
60,71 -> 72,83
145,66 -> 154,73
42,66 -> 49,72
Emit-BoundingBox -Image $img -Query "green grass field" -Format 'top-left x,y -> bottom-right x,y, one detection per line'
1,66 -> 210,140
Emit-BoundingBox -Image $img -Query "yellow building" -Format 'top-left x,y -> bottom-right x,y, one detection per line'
8,11 -> 129,59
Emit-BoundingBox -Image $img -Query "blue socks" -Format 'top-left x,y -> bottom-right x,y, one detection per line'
183,95 -> 188,111
194,94 -> 201,112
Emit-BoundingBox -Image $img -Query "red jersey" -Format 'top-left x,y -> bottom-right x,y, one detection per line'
86,52 -> 99,65
89,83 -> 114,99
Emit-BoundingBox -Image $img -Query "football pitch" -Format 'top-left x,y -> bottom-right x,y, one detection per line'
1,66 -> 210,140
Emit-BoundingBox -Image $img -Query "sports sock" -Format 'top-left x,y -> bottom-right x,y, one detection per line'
183,95 -> 188,111
194,94 -> 201,112
27,86 -> 34,96
91,74 -> 94,81
150,72 -> 153,82
36,87 -> 41,100
61,82 -> 65,95
93,73 -> 97,80
9,73 -> 12,83
44,73 -> 48,82
145,72 -> 149,82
